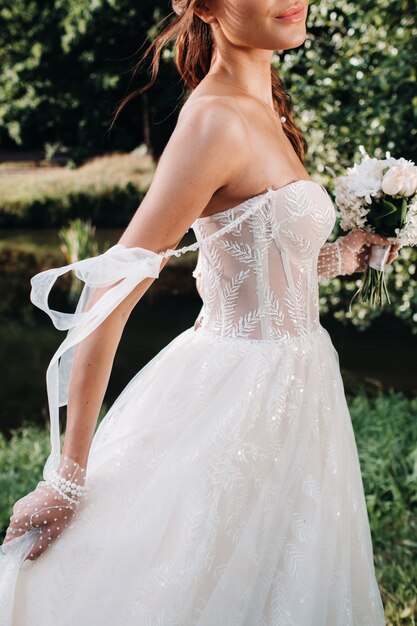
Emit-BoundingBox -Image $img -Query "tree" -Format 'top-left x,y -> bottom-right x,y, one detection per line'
0,0 -> 415,168
0,0 -> 182,161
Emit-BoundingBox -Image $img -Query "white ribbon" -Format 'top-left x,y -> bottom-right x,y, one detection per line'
368,244 -> 391,271
29,243 -> 163,474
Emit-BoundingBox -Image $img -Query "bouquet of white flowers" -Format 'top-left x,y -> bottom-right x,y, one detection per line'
334,147 -> 417,307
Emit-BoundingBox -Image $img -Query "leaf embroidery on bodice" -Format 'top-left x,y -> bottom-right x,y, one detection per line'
191,180 -> 336,341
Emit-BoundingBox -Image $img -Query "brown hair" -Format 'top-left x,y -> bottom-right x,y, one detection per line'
112,0 -> 307,162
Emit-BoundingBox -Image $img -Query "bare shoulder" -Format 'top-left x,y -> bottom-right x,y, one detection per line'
172,94 -> 249,163
177,93 -> 248,138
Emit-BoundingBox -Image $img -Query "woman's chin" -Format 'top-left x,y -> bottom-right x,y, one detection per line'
279,30 -> 307,51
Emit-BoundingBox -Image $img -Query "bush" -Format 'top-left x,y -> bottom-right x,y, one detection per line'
279,0 -> 416,175
0,425 -> 51,534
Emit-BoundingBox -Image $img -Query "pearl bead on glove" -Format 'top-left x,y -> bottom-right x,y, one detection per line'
2,455 -> 87,562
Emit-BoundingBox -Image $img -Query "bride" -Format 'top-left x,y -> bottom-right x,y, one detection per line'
1,0 -> 398,624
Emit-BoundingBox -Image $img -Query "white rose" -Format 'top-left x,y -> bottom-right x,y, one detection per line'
381,166 -> 405,195
400,166 -> 417,196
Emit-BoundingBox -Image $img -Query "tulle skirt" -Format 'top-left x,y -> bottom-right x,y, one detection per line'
10,324 -> 385,625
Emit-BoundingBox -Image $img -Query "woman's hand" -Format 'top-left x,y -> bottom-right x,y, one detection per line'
3,483 -> 79,561
337,228 -> 401,275
2,455 -> 87,562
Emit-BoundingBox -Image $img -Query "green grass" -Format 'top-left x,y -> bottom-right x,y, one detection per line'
0,152 -> 154,227
349,390 -> 417,624
0,390 -> 416,622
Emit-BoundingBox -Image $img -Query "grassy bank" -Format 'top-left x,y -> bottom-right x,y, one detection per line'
0,390 -> 416,623
0,152 -> 154,227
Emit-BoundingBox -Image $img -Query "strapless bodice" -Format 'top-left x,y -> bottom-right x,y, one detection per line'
191,180 -> 336,341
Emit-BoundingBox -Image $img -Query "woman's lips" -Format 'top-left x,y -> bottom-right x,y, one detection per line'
275,3 -> 304,22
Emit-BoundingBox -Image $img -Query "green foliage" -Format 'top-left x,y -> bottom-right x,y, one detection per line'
59,219 -> 99,265
0,391 -> 415,622
0,425 -> 51,532
1,0 -> 414,166
0,0 -> 181,160
349,390 -> 417,623
59,218 -> 101,300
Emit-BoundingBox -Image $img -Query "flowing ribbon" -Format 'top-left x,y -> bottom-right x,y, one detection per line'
29,243 -> 163,474
368,244 -> 391,271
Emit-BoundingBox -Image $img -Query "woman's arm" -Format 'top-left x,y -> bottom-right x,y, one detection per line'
61,100 -> 248,468
317,240 -> 345,279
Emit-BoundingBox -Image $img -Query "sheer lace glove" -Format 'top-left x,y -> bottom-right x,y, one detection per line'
2,455 -> 87,562
317,228 -> 400,280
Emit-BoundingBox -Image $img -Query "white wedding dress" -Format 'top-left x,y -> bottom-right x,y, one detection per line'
0,179 -> 385,625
